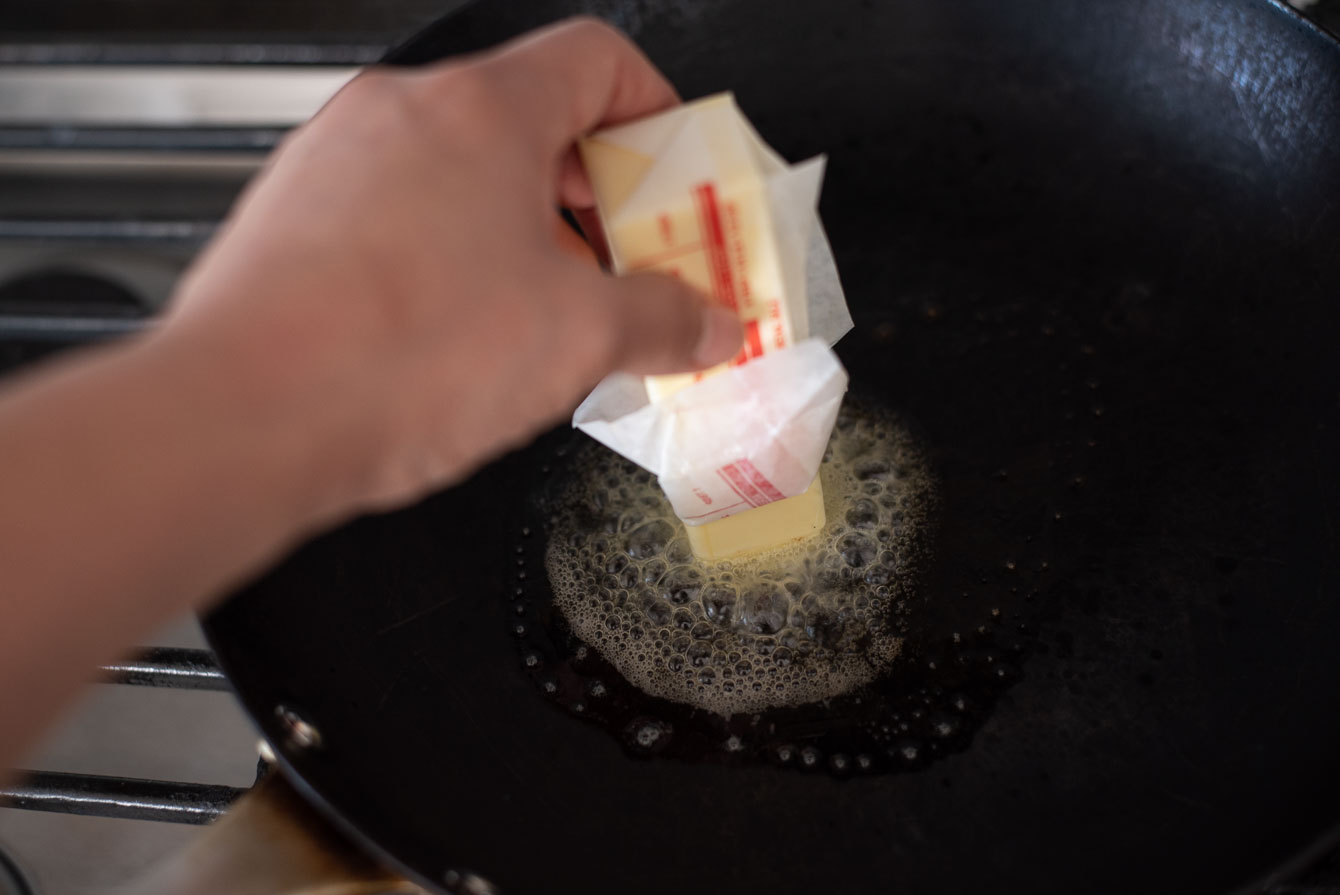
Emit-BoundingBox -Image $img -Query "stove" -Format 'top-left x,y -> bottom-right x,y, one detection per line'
0,3 -> 1338,893
0,35 -> 364,895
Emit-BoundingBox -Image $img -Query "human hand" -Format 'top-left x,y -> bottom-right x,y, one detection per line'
167,18 -> 743,522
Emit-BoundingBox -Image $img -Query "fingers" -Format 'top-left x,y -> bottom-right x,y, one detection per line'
552,213 -> 600,267
599,272 -> 743,375
570,206 -> 611,268
479,18 -> 679,155
557,145 -> 596,209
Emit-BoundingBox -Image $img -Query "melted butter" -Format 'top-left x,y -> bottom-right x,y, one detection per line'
545,401 -> 937,715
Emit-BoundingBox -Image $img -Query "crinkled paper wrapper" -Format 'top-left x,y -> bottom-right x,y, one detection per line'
574,112 -> 852,526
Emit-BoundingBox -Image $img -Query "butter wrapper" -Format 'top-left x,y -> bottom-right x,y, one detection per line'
573,93 -> 851,526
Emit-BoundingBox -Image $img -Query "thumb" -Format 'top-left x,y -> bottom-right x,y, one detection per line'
602,272 -> 744,375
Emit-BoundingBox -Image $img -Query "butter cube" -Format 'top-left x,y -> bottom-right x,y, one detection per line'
685,476 -> 825,560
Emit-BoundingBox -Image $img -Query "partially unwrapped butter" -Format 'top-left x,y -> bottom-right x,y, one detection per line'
574,93 -> 852,559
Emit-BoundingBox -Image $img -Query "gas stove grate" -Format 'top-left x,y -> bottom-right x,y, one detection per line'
0,648 -> 254,825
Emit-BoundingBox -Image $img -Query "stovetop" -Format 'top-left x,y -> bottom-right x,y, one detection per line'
0,621 -> 257,894
0,1 -> 1337,893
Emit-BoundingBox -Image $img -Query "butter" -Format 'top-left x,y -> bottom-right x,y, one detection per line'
580,94 -> 797,399
579,93 -> 827,559
685,476 -> 825,560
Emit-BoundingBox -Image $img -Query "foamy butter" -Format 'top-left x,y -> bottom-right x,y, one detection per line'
546,403 -> 938,716
580,94 -> 834,559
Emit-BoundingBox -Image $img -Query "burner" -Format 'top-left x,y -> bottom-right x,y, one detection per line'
0,845 -> 33,895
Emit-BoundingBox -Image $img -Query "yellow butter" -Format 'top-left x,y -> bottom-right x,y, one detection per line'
580,93 -> 824,558
685,476 -> 825,560
580,93 -> 795,400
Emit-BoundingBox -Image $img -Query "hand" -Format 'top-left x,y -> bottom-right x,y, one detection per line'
0,19 -> 744,768
168,18 -> 743,520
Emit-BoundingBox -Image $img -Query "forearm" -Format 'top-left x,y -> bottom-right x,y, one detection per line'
0,325 -> 332,768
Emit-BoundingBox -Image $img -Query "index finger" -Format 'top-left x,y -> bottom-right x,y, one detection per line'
478,18 -> 680,153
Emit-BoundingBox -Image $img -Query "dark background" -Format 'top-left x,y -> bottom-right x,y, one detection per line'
0,0 -> 1336,51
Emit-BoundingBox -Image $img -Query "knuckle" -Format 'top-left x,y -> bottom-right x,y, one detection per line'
561,16 -> 627,45
420,66 -> 509,137
432,66 -> 498,110
339,65 -> 513,151
322,69 -> 419,138
540,17 -> 635,66
335,68 -> 408,111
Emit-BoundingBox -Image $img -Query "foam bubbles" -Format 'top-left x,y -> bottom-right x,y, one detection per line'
545,402 -> 937,715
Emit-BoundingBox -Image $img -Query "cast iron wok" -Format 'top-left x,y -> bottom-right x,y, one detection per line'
205,1 -> 1340,892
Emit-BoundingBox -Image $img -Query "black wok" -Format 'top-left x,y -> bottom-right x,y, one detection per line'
205,1 -> 1340,893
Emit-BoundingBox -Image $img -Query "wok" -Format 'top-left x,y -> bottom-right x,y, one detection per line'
203,1 -> 1340,892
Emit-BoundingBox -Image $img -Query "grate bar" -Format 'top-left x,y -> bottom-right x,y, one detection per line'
99,647 -> 231,692
0,771 -> 244,824
0,219 -> 218,243
0,126 -> 286,153
0,43 -> 385,66
0,314 -> 149,342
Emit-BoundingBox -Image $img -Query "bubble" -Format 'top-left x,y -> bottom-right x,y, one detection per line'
665,538 -> 693,564
738,587 -> 789,635
626,520 -> 674,559
641,596 -> 672,626
641,559 -> 667,585
661,566 -> 704,604
845,498 -> 880,530
545,401 -> 937,716
702,586 -> 737,624
864,564 -> 896,586
856,460 -> 891,482
627,718 -> 672,754
928,712 -> 961,739
837,533 -> 879,568
889,738 -> 923,764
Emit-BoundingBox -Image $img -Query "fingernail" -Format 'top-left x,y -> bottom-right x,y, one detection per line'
694,306 -> 744,367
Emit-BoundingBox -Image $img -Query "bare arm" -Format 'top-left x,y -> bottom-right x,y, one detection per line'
0,19 -> 742,769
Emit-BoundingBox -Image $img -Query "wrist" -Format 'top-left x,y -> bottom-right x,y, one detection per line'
140,284 -> 382,547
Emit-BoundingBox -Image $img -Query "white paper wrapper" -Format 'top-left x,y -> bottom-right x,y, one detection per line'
574,95 -> 852,526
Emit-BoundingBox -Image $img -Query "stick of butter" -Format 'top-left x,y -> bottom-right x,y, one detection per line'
579,94 -> 828,560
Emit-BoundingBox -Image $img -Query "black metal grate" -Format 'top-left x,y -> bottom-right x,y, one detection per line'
0,648 -> 251,825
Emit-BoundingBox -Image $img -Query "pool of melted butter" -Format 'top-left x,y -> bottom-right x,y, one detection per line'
545,401 -> 938,715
